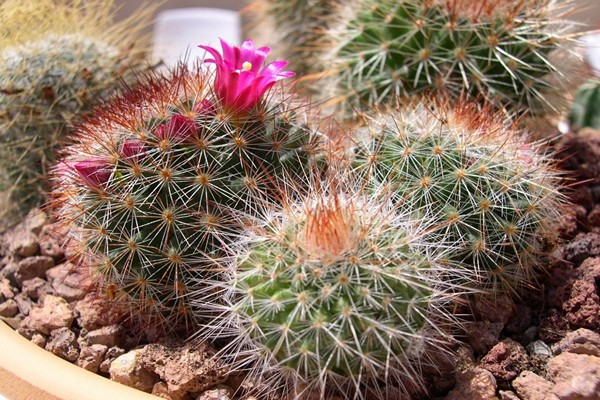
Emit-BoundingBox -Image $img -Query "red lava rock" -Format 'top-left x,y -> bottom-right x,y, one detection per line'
21,277 -> 54,301
498,390 -> 520,400
14,256 -> 55,285
77,344 -> 108,373
99,346 -> 126,374
14,292 -> 33,316
139,342 -> 229,399
474,295 -> 514,324
0,298 -> 18,317
512,370 -> 557,400
479,338 -> 529,381
46,327 -> 80,362
0,278 -> 15,301
539,309 -> 571,342
578,256 -> 600,282
464,320 -> 505,355
38,235 -> 65,262
196,387 -> 233,400
46,263 -> 90,302
558,129 -> 600,184
561,232 -> 600,264
8,229 -> 39,258
75,293 -> 121,331
84,325 -> 124,348
552,328 -> 600,357
547,352 -> 600,400
562,279 -> 600,330
444,367 -> 497,400
556,205 -> 587,240
23,294 -> 74,335
109,349 -> 157,392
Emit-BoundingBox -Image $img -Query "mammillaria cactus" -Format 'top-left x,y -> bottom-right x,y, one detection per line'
0,0 -> 153,227
353,100 -> 564,295
196,169 -> 473,399
569,78 -> 600,130
323,0 -> 580,116
52,39 -> 323,334
246,0 -> 346,81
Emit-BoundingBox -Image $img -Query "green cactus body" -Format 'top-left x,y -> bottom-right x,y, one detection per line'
354,101 -> 563,294
208,175 -> 469,399
326,0 -> 576,115
53,65 -> 322,333
0,0 -> 152,228
569,79 -> 600,130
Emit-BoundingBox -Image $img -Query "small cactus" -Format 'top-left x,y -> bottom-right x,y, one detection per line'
52,40 -> 323,334
198,169 -> 471,399
569,79 -> 600,130
0,0 -> 153,227
323,0 -> 581,116
353,100 -> 564,295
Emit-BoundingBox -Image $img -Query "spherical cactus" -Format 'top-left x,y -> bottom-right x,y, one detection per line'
51,40 -> 324,334
0,0 -> 154,227
353,100 -> 564,295
322,0 -> 581,116
569,78 -> 600,130
246,0 -> 346,81
198,170 -> 472,399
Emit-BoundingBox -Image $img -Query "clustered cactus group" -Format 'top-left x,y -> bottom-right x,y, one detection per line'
1,0 -> 589,399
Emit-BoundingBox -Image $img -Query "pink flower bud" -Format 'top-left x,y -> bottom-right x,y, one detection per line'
199,39 -> 295,115
120,139 -> 146,159
194,99 -> 216,116
155,115 -> 197,141
72,159 -> 112,188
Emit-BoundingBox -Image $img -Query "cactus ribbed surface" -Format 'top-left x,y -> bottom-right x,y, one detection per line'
52,64 -> 322,333
325,0 -> 578,115
0,0 -> 152,227
354,101 -> 563,294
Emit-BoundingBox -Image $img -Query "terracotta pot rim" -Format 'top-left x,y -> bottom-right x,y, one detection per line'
0,320 -> 161,400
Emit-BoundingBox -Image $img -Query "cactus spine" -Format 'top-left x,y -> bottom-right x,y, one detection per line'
52,63 -> 323,334
353,100 -> 564,295
323,0 -> 580,116
0,0 -> 153,227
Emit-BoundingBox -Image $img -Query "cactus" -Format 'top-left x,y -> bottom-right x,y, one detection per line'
246,0 -> 346,82
51,40 -> 323,334
0,0 -> 153,227
569,79 -> 600,130
197,169 -> 473,399
353,100 -> 564,295
322,0 -> 580,116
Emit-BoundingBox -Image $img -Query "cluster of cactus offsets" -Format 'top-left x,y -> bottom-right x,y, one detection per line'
247,0 -> 346,80
0,0 -> 153,226
197,170 -> 474,399
323,0 -> 579,115
52,59 -> 323,333
353,100 -> 564,295
569,79 -> 600,130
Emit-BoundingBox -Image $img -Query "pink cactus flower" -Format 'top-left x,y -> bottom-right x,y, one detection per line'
155,114 -> 197,141
120,138 -> 146,159
194,99 -> 216,116
72,159 -> 112,188
199,39 -> 295,114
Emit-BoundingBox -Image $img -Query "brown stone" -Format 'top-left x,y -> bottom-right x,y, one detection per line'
24,294 -> 74,335
562,279 -> 600,329
552,328 -> 600,357
480,338 -> 529,381
512,371 -> 557,400
77,344 -> 108,373
46,327 -> 80,362
445,367 -> 496,400
547,352 -> 600,400
14,256 -> 54,285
